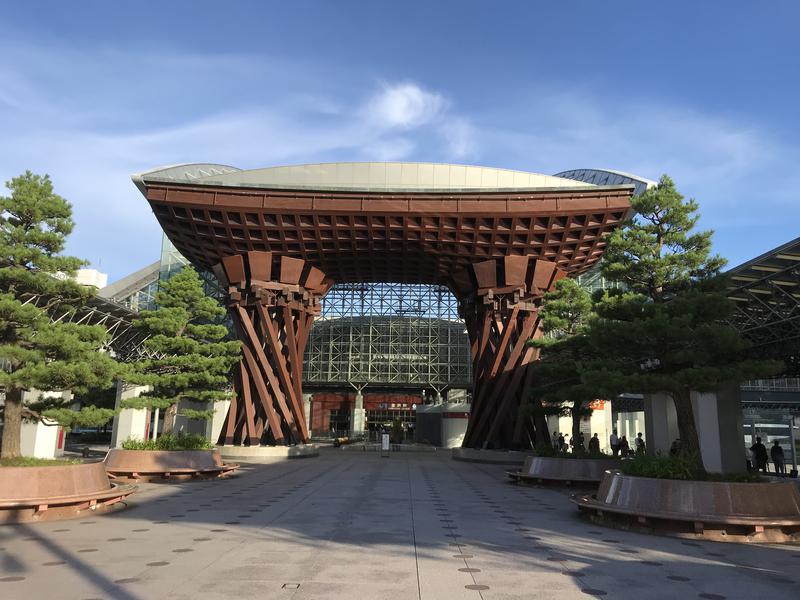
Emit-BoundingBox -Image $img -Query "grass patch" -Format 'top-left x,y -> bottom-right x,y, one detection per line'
620,453 -> 764,483
0,457 -> 82,467
121,433 -> 214,451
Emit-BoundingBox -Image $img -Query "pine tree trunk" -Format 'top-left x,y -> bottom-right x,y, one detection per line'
1,387 -> 23,459
530,397 -> 550,447
571,403 -> 583,455
672,389 -> 706,475
162,403 -> 178,435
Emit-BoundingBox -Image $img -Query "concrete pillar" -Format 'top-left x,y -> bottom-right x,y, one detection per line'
644,392 -> 679,455
350,390 -> 365,436
590,400 -> 614,453
110,381 -> 151,448
692,383 -> 746,473
173,400 -> 209,436
616,411 -> 645,447
303,393 -> 313,435
441,403 -> 470,447
645,386 -> 746,473
20,417 -> 64,459
207,400 -> 231,444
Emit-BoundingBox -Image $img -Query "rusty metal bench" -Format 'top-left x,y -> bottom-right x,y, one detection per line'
572,470 -> 800,543
0,461 -> 136,524
507,456 -> 620,485
104,448 -> 238,482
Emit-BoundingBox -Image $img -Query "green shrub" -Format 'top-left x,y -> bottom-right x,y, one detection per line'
620,452 -> 764,482
121,433 -> 214,451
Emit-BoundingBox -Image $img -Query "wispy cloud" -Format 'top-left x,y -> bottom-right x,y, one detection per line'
0,38 -> 796,277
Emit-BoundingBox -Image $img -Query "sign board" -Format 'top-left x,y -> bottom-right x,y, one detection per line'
381,434 -> 390,451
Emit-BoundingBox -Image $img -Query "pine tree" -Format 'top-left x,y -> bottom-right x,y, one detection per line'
0,171 -> 121,458
125,267 -> 240,434
583,175 -> 780,471
530,278 -> 597,454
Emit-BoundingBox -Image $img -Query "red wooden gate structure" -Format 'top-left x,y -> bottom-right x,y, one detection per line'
134,162 -> 633,448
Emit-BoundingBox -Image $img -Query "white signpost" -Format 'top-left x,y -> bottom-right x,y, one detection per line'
381,433 -> 390,457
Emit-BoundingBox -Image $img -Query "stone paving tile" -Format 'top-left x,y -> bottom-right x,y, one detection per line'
1,450 -> 799,599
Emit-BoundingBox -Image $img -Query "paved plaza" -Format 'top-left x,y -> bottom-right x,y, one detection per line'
2,449 -> 799,599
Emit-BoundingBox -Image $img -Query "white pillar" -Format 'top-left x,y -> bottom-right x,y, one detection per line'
645,386 -> 746,473
441,403 -> 470,447
350,390 -> 366,436
20,417 -> 63,459
644,392 -> 679,455
110,381 -> 151,448
207,399 -> 231,444
303,393 -> 313,435
691,383 -> 745,473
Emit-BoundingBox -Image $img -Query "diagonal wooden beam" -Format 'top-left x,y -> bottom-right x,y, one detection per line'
282,304 -> 303,402
239,361 -> 259,445
483,335 -> 539,445
240,342 -> 285,444
221,363 -> 242,445
469,310 -> 538,444
235,305 -> 299,440
256,303 -> 309,442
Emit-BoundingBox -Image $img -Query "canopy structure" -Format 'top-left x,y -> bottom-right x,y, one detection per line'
728,237 -> 800,363
134,162 -> 635,449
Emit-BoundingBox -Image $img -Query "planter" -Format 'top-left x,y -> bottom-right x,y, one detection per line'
0,461 -> 136,524
573,470 -> 800,543
218,444 -> 319,460
508,456 -> 620,485
451,448 -> 531,465
104,448 -> 238,482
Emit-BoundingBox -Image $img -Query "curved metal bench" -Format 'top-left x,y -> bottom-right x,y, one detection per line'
0,461 -> 136,524
104,448 -> 238,482
572,470 -> 800,543
507,456 -> 620,485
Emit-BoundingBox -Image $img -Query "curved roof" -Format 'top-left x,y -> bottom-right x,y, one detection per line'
135,162 -> 598,193
554,168 -> 656,197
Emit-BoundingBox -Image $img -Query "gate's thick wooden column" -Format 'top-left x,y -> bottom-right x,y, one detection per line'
215,251 -> 332,446
454,256 -> 566,450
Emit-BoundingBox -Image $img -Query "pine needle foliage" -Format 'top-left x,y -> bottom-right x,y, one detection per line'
582,175 -> 781,473
124,267 -> 240,429
0,171 -> 122,458
529,278 -> 597,454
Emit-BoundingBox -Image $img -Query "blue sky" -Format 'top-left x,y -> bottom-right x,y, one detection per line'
1,1 -> 799,281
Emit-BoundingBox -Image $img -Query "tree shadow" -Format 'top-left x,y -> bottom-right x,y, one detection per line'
2,449 -> 799,598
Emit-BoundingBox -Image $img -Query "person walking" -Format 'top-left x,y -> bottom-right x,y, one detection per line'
557,433 -> 565,452
669,439 -> 682,456
588,433 -> 600,455
610,429 -> 620,457
619,435 -> 630,458
750,436 -> 769,473
771,439 -> 786,476
635,432 -> 646,455
552,431 -> 559,449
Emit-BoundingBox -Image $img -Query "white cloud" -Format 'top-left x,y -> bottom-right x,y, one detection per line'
363,82 -> 447,129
